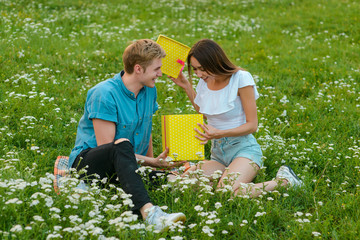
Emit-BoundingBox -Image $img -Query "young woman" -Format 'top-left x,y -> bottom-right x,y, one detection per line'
170,39 -> 303,197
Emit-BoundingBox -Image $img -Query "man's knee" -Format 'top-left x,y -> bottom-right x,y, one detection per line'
114,138 -> 130,144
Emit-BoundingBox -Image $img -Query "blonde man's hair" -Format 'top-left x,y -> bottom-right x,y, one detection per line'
122,39 -> 166,74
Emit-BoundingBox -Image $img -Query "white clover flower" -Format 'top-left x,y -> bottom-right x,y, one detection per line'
51,214 -> 61,219
5,198 -> 23,205
202,226 -> 214,236
69,215 -> 82,224
10,225 -> 23,233
295,212 -> 304,217
255,212 -> 266,217
46,233 -> 62,240
50,207 -> 61,213
45,197 -> 53,207
33,215 -> 44,222
194,205 -> 203,211
205,220 -> 214,224
123,199 -> 134,207
214,202 -> 222,209
171,236 -> 183,240
188,223 -> 197,229
110,195 -> 118,201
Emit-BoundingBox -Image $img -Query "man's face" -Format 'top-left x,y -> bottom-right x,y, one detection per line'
139,58 -> 162,88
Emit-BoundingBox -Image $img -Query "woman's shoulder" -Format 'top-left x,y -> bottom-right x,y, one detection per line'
231,69 -> 255,87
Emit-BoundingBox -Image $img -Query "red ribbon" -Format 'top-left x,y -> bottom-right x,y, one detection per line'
177,59 -> 185,73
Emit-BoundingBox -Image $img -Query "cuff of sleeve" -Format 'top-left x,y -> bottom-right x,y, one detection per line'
88,112 -> 117,123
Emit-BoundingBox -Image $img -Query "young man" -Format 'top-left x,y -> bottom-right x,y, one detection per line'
68,39 -> 186,231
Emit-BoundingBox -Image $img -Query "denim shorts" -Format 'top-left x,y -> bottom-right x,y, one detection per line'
210,134 -> 263,168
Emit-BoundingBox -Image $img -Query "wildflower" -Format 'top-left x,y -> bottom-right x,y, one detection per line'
312,232 -> 321,237
202,226 -> 214,237
10,225 -> 23,233
5,198 -> 23,205
194,205 -> 203,211
33,216 -> 44,222
188,223 -> 197,229
171,236 -> 183,240
215,202 -> 222,209
295,212 -> 303,217
255,212 -> 266,217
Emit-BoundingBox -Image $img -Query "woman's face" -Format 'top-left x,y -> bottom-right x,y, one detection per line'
190,56 -> 215,82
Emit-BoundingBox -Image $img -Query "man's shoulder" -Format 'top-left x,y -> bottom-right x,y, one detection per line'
88,76 -> 119,95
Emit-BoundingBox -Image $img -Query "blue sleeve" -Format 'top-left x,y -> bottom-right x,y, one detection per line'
86,88 -> 118,123
153,88 -> 159,114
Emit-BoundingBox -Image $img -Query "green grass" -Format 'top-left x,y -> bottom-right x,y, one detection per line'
1,0 -> 359,239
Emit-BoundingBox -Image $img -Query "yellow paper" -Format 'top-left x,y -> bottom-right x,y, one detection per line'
156,35 -> 190,78
161,114 -> 205,161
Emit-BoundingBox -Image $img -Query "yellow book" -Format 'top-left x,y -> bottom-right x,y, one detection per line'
161,114 -> 205,161
156,35 -> 191,78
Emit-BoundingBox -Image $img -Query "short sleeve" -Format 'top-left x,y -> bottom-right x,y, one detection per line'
153,88 -> 159,114
236,71 -> 259,100
86,88 -> 118,123
153,101 -> 159,114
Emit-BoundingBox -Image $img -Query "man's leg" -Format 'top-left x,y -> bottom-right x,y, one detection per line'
72,140 -> 151,214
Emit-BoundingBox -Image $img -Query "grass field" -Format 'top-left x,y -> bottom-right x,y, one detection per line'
0,0 -> 359,239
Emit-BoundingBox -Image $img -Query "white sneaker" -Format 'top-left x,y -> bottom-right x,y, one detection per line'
276,165 -> 304,188
145,206 -> 186,232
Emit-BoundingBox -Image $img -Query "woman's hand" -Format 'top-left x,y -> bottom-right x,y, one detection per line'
195,123 -> 221,144
168,72 -> 191,89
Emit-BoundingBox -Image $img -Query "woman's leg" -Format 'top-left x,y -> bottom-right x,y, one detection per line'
219,157 -> 287,197
183,160 -> 226,179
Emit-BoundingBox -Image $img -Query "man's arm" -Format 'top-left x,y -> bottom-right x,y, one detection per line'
93,118 -> 116,146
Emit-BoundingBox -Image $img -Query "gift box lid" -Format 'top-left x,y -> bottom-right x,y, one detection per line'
156,35 -> 191,78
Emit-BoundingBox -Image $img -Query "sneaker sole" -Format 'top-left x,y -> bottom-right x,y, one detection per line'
284,165 -> 303,187
159,213 -> 186,232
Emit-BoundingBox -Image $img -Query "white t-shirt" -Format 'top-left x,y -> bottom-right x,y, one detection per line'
194,70 -> 259,130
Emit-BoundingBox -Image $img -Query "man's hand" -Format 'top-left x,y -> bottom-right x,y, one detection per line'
152,147 -> 187,169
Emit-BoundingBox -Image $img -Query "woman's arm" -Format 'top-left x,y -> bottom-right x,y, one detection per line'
195,86 -> 258,143
169,72 -> 200,113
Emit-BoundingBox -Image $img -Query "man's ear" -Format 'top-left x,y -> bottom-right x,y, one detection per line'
134,64 -> 143,74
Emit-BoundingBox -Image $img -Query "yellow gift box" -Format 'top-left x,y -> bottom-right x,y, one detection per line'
161,114 -> 205,161
156,35 -> 191,78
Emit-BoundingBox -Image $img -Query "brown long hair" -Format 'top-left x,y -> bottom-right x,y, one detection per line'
187,39 -> 243,83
